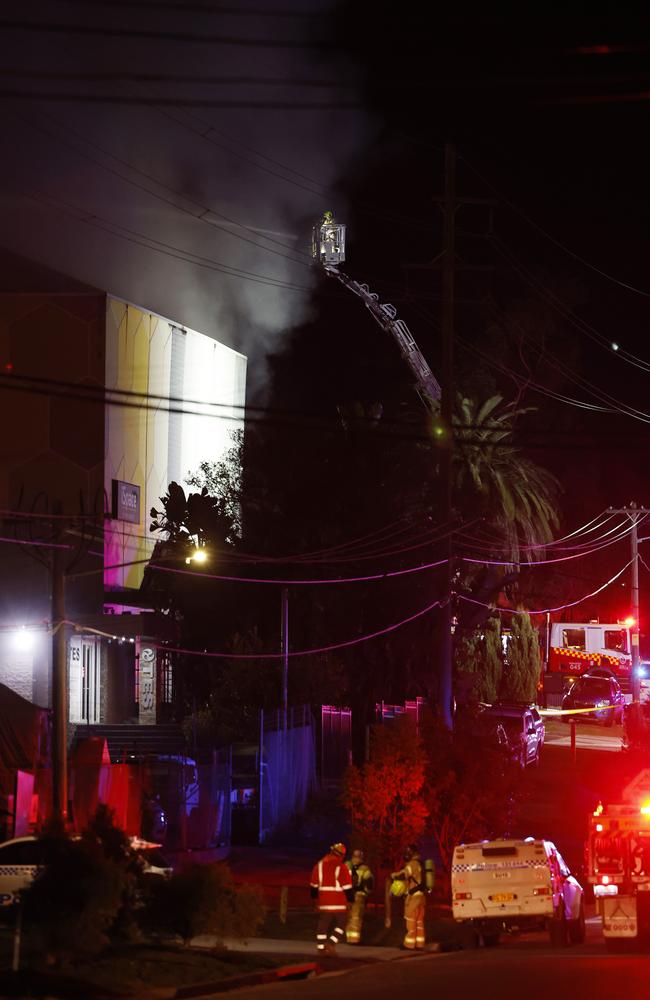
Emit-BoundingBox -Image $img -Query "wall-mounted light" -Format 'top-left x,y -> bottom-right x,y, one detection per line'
12,627 -> 34,651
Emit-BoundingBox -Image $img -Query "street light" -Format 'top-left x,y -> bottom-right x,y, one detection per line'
185,548 -> 208,565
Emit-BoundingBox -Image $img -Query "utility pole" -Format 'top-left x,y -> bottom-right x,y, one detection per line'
608,504 -> 650,703
439,141 -> 456,730
405,149 -> 494,728
51,513 -> 68,823
281,587 -> 289,731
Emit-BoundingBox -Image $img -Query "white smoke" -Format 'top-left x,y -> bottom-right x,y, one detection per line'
0,0 -> 374,393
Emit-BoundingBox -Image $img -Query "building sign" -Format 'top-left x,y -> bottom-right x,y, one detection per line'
138,643 -> 157,725
112,479 -> 141,524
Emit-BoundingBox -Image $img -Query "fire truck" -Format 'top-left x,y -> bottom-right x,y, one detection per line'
587,771 -> 650,949
547,621 -> 632,685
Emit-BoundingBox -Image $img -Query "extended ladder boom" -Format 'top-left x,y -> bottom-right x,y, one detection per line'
324,266 -> 441,411
312,211 -> 441,412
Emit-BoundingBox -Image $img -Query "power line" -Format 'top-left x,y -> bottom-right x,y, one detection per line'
59,0 -> 324,19
458,558 -> 634,618
0,90 -> 359,109
0,70 -> 344,88
77,598 -> 444,659
15,111 -> 311,265
0,17 -> 336,49
149,557 -> 448,586
490,234 -> 650,374
458,150 -> 650,301
17,186 -> 314,293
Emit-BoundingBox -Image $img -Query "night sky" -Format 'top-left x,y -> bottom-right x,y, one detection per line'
2,4 -> 650,625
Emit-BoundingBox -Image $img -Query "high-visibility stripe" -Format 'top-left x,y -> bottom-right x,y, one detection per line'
318,904 -> 347,911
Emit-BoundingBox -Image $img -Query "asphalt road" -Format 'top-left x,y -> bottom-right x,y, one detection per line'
221,919 -> 649,999
544,718 -> 624,753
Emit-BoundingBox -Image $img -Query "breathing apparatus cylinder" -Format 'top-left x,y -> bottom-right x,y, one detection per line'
424,859 -> 435,892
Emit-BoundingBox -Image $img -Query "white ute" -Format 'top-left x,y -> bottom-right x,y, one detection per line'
451,837 -> 585,946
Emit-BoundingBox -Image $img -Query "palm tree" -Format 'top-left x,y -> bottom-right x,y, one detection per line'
454,393 -> 560,563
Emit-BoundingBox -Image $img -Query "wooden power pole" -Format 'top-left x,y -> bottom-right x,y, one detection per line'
439,141 -> 456,730
51,515 -> 68,823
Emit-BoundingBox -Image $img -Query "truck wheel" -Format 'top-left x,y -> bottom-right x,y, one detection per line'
549,905 -> 569,947
482,932 -> 500,947
568,901 -> 586,944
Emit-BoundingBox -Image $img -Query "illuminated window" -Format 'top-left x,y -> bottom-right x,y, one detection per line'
604,630 -> 628,654
562,628 -> 585,651
160,650 -> 173,704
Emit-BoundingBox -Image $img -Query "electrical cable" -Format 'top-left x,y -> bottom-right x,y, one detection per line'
0,91 -> 358,110
0,17 -> 338,50
65,597 -> 445,659
58,0 -> 324,17
460,529 -> 634,567
490,235 -> 650,377
0,534 -> 72,550
457,558 -> 634,617
458,150 -> 650,301
149,556 -> 448,585
0,69 -> 344,88
14,111 -> 312,264
460,510 -> 622,552
17,186 -> 314,292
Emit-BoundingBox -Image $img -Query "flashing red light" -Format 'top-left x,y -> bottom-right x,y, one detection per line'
601,875 -> 610,885
624,616 -> 636,628
596,823 -> 604,832
4,362 -> 12,372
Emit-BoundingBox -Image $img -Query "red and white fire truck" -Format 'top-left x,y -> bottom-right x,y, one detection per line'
587,771 -> 650,949
548,621 -> 632,684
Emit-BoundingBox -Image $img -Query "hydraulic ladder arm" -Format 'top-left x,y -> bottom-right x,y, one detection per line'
312,212 -> 441,413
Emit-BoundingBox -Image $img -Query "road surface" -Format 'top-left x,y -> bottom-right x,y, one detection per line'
543,718 -> 623,753
217,918 -> 649,999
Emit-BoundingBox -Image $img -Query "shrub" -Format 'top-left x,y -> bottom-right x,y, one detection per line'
421,713 -> 523,891
501,611 -> 541,703
22,833 -> 128,963
341,716 -> 428,869
149,862 -> 266,945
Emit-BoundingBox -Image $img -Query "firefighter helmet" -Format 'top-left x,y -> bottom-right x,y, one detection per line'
390,878 -> 407,897
330,842 -> 346,857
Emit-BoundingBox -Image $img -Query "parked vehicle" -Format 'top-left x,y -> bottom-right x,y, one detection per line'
481,703 -> 545,767
547,621 -> 632,685
452,837 -> 585,947
0,835 -> 172,906
561,672 -> 625,726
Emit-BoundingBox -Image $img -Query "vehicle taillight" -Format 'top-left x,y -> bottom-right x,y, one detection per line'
533,887 -> 551,895
454,892 -> 472,900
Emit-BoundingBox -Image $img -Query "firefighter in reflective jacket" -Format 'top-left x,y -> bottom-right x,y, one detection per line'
310,842 -> 354,955
345,849 -> 374,944
391,845 -> 426,950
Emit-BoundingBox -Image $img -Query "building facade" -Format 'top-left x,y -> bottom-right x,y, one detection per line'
0,249 -> 246,729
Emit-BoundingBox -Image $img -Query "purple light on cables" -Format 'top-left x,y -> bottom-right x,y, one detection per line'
141,598 -> 444,659
150,557 -> 448,586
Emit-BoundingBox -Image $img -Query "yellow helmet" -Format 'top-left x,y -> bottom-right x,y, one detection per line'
330,842 -> 346,857
390,878 -> 407,898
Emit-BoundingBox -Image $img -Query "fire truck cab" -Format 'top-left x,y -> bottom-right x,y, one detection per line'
587,772 -> 650,950
548,622 -> 631,684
